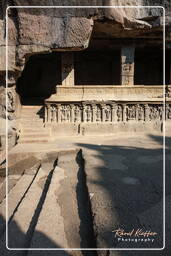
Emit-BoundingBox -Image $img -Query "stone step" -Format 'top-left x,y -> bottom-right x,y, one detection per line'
19,138 -> 49,143
21,112 -> 44,116
20,134 -> 50,139
20,119 -> 44,124
21,116 -> 44,120
28,166 -> 69,250
0,172 -> 39,238
21,128 -> 50,133
2,167 -> 48,249
20,121 -> 44,125
21,108 -> 43,113
28,150 -> 84,250
21,111 -> 44,114
21,130 -> 50,135
21,105 -> 43,110
0,175 -> 22,205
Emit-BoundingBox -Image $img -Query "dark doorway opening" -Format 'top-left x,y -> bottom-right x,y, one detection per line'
74,50 -> 120,85
134,48 -> 163,85
16,53 -> 62,104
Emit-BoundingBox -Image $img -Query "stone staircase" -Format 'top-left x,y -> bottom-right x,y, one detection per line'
0,149 -> 94,252
19,105 -> 51,143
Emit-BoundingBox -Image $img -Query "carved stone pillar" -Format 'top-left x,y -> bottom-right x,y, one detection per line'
136,104 -> 139,122
47,104 -> 51,123
111,103 -> 117,122
51,105 -> 57,123
82,104 -> 86,122
145,104 -> 150,121
54,104 -> 58,122
57,104 -> 61,123
45,105 -> 47,123
92,104 -> 96,123
121,46 -> 135,86
101,104 -> 105,122
70,104 -> 74,123
122,104 -> 127,122
61,52 -> 75,86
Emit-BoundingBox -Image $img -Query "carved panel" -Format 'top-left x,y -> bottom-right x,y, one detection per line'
149,105 -> 159,120
95,105 -> 102,122
45,102 -> 167,124
60,105 -> 71,123
117,105 -> 123,122
104,105 -> 112,122
85,105 -> 93,122
137,104 -> 145,121
74,105 -> 81,122
127,104 -> 136,120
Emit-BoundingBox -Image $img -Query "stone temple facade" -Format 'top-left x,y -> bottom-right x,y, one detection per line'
0,0 -> 171,146
0,1 -> 171,254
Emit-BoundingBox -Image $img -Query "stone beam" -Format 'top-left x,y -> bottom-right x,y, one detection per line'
121,46 -> 135,86
61,53 -> 75,86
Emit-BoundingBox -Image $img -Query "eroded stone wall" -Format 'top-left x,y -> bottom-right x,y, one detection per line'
0,1 -> 170,149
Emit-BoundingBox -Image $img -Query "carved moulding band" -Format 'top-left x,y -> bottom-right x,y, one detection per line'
45,101 -> 170,124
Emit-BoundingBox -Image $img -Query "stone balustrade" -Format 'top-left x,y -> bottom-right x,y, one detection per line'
44,101 -> 171,124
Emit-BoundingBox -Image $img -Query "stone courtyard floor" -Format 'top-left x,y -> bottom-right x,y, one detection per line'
0,132 -> 171,255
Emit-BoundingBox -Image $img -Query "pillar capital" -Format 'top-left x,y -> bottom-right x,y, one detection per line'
121,46 -> 135,86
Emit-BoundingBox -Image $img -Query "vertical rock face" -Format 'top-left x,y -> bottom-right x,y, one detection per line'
0,0 -> 170,71
0,1 -> 170,150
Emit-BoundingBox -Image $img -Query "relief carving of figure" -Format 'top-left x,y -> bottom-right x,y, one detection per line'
85,105 -> 92,122
123,63 -> 132,72
138,105 -> 144,120
96,105 -> 101,122
149,107 -> 159,120
51,105 -> 57,122
117,105 -> 123,121
127,105 -> 136,120
105,105 -> 111,122
66,105 -> 71,122
61,105 -> 67,122
74,105 -> 80,122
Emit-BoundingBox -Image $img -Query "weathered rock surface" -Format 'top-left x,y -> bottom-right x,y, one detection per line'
0,0 -> 170,71
0,1 -> 170,150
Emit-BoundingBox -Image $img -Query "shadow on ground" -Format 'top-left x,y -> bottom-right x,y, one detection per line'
75,134 -> 171,255
0,134 -> 170,256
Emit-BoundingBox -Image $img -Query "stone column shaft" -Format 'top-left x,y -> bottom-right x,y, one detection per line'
61,52 -> 75,86
82,105 -> 86,122
145,104 -> 150,121
121,46 -> 135,86
123,104 -> 127,122
111,104 -> 117,122
45,105 -> 48,123
71,104 -> 74,123
47,105 -> 51,123
101,105 -> 105,122
92,105 -> 96,123
57,104 -> 61,123
136,104 -> 139,122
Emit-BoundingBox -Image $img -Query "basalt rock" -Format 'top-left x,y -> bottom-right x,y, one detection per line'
0,0 -> 170,72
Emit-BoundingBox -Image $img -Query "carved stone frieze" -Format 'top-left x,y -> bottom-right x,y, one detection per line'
45,101 -> 169,124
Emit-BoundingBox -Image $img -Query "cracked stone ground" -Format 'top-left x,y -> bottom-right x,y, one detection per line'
0,132 -> 170,256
